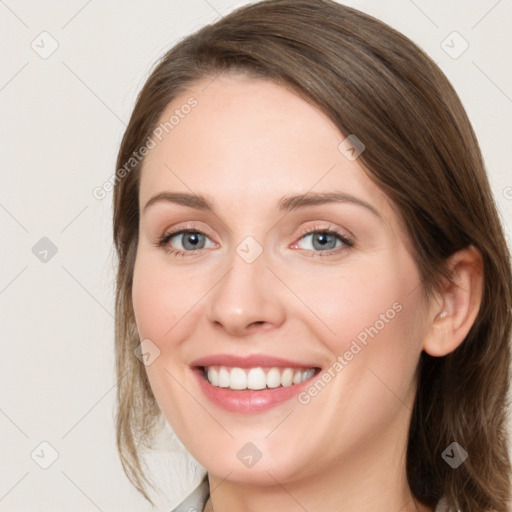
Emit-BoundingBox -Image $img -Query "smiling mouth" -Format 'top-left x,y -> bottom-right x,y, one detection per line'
198,365 -> 321,391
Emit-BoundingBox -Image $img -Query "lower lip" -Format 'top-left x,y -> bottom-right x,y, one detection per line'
192,367 -> 319,414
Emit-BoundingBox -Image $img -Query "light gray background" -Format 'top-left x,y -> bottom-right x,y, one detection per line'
1,0 -> 511,510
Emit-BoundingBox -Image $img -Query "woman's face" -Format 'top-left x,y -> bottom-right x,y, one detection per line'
132,73 -> 431,485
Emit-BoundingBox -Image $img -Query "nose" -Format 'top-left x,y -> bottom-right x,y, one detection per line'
206,248 -> 286,337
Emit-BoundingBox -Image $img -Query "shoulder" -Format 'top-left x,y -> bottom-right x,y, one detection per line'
435,496 -> 459,512
169,474 -> 210,512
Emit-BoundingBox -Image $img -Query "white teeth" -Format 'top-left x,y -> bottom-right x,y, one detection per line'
218,367 -> 230,388
303,368 -> 315,381
266,368 -> 282,388
230,368 -> 247,390
207,367 -> 219,386
247,368 -> 267,390
281,368 -> 293,387
204,366 -> 317,390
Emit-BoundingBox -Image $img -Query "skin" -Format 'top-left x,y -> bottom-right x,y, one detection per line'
132,73 -> 483,512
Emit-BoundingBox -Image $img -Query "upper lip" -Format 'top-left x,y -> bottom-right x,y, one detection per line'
190,353 -> 321,369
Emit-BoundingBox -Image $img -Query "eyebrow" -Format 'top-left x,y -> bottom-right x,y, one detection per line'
143,191 -> 382,218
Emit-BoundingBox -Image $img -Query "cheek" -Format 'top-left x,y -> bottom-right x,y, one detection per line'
292,250 -> 425,369
290,256 -> 425,447
131,252 -> 213,355
131,254 -> 180,342
292,266 -> 403,342
131,254 -> 195,421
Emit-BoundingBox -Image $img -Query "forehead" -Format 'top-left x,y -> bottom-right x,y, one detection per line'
138,73 -> 396,225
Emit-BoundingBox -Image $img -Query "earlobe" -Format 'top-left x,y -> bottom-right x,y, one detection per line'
422,245 -> 484,357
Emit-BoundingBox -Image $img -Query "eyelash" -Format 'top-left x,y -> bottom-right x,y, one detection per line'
155,224 -> 355,259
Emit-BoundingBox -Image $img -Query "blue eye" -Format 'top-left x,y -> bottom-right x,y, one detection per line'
293,227 -> 354,258
156,226 -> 354,258
157,230 -> 214,256
299,231 -> 342,251
171,231 -> 207,250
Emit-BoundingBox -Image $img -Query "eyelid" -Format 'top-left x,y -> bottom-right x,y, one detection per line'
158,221 -> 214,241
156,224 -> 216,247
155,221 -> 354,257
294,222 -> 351,241
290,222 -> 354,253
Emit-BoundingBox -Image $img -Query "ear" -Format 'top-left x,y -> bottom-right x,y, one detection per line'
422,245 -> 484,357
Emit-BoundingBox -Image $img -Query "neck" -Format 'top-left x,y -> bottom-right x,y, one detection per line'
204,470 -> 433,512
203,404 -> 434,512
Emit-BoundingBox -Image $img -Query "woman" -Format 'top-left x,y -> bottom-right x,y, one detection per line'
112,1 -> 512,510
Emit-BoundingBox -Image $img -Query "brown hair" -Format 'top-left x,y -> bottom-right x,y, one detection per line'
112,1 -> 512,509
